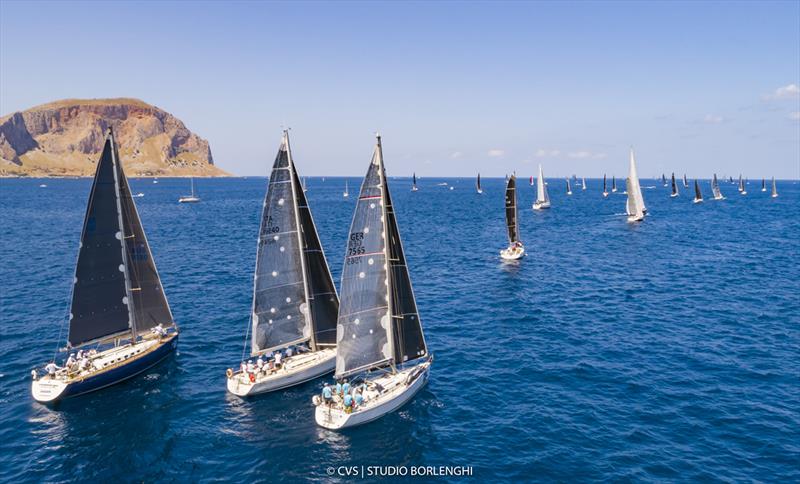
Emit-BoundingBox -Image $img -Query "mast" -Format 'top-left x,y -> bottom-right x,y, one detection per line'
375,135 -> 396,371
285,131 -> 316,351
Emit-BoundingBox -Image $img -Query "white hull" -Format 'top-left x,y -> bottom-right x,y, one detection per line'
343,193 -> 349,198
315,361 -> 430,430
693,198 -> 703,204
567,191 -> 572,195
477,189 -> 483,194
740,191 -> 747,195
226,348 -> 336,397
532,201 -> 550,210
761,188 -> 767,192
627,214 -> 644,223
603,192 -> 609,198
771,194 -> 778,198
500,245 -> 525,260
670,193 -> 678,198
178,196 -> 201,203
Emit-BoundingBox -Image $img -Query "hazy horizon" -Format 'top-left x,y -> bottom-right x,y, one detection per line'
1,1 -> 798,178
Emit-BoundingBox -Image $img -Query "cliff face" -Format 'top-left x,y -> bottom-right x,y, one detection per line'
0,98 -> 229,177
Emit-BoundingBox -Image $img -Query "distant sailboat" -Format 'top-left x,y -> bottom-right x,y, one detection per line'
683,173 -> 689,188
661,173 -> 667,187
303,177 -> 308,193
500,175 -> 524,260
602,174 -> 609,198
227,131 -> 339,397
476,173 -> 483,194
529,175 -> 534,186
771,177 -> 778,198
611,176 -> 617,192
343,180 -> 349,198
738,175 -> 747,195
153,177 -> 158,184
532,164 -> 551,210
566,178 -> 573,196
693,179 -> 703,204
31,129 -> 178,403
581,177 -> 586,190
761,178 -> 766,192
133,192 -> 144,198
313,134 -> 432,430
412,173 -> 419,192
729,176 -> 734,184
626,148 -> 646,222
711,174 -> 725,200
670,173 -> 679,197
178,177 -> 201,203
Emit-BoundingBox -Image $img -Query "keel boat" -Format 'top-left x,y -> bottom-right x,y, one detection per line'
693,179 -> 703,204
31,129 -> 178,403
476,173 -> 483,194
670,173 -> 679,197
532,164 -> 551,210
178,177 -> 201,203
500,175 -> 524,260
712,174 -> 725,200
625,148 -> 646,222
602,174 -> 609,198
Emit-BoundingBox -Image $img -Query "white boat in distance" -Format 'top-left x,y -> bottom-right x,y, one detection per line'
343,180 -> 349,198
227,131 -> 339,397
602,174 -> 609,198
500,175 -> 525,260
693,179 -> 703,204
611,175 -> 617,193
771,177 -> 778,198
711,174 -> 725,200
532,164 -> 551,210
566,178 -> 573,195
738,175 -> 747,195
412,173 -> 419,191
314,135 -> 432,430
581,177 -> 586,190
178,178 -> 200,203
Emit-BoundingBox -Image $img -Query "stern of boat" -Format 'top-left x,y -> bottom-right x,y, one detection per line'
31,376 -> 68,403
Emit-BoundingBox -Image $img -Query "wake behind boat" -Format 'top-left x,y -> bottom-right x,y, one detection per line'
227,131 -> 339,397
532,164 -> 551,210
313,134 -> 432,430
500,175 -> 524,259
31,129 -> 178,404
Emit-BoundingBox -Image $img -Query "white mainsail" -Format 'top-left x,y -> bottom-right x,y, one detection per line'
712,174 -> 724,200
771,177 -> 778,198
625,177 -> 643,220
628,148 -> 647,214
536,164 -> 549,204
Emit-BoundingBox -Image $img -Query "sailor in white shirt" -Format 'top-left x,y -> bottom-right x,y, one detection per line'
45,362 -> 58,376
65,354 -> 76,368
274,351 -> 283,368
257,357 -> 264,370
286,347 -> 294,358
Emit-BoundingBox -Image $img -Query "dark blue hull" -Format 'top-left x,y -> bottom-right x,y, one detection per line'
60,334 -> 178,400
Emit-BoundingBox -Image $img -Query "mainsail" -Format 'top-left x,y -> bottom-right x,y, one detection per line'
69,130 -> 173,348
251,133 -> 314,355
628,149 -> 647,213
335,136 -> 427,378
476,173 -> 482,192
536,164 -> 549,204
694,179 -> 703,202
661,173 -> 667,186
505,175 -> 520,244
625,177 -> 643,219
671,173 -> 678,196
603,174 -> 607,194
412,173 -> 417,190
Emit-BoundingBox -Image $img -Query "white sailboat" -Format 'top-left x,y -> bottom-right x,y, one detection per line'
303,176 -> 308,193
602,174 -> 609,198
738,175 -> 747,195
31,129 -> 178,403
343,180 -> 349,198
581,177 -> 586,190
761,178 -> 767,192
476,173 -> 483,194
670,173 -> 679,197
711,174 -> 725,200
178,177 -> 200,203
313,135 -> 432,430
532,164 -> 551,210
771,177 -> 778,198
500,175 -> 524,260
625,148 -> 646,222
227,131 -> 339,397
683,173 -> 689,188
693,179 -> 703,204
566,178 -> 573,195
611,175 -> 617,193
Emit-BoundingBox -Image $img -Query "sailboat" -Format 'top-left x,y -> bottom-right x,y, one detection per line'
476,173 -> 483,194
771,177 -> 778,198
178,177 -> 201,203
581,177 -> 586,190
313,135 -> 432,430
602,174 -> 609,198
31,129 -> 178,403
670,173 -> 679,197
411,173 -> 419,192
729,176 -> 734,184
761,178 -> 766,192
532,164 -> 551,210
625,148 -> 647,221
711,174 -> 725,200
529,175 -> 534,186
343,180 -> 349,198
683,173 -> 689,188
500,175 -> 524,260
566,178 -> 573,195
303,177 -> 308,193
738,175 -> 747,195
611,175 -> 617,193
661,173 -> 667,187
693,179 -> 703,204
227,131 -> 339,397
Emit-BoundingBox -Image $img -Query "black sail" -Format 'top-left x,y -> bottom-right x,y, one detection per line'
671,173 -> 678,195
292,164 -> 339,347
68,135 -> 131,347
603,174 -> 607,192
477,173 -> 481,190
117,143 -> 174,334
505,175 -> 519,244
694,179 -> 703,200
612,176 -> 617,191
383,164 -> 427,365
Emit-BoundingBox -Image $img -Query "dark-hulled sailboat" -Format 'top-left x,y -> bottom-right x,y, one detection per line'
31,129 -> 178,403
227,131 -> 339,397
314,134 -> 431,430
500,175 -> 524,259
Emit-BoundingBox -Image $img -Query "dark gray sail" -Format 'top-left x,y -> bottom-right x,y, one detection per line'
603,174 -> 607,193
335,146 -> 392,378
117,144 -> 174,334
251,137 -> 310,355
612,176 -> 617,191
671,173 -> 678,196
68,135 -> 130,347
504,175 -> 519,244
292,165 -> 339,347
383,161 -> 427,365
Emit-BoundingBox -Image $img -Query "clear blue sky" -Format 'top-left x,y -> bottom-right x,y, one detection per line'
1,0 -> 798,178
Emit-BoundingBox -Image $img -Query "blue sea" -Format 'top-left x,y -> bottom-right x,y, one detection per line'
1,175 -> 798,482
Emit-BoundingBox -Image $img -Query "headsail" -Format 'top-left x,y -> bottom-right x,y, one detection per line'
536,164 -> 549,203
251,133 -> 312,355
505,175 -> 520,244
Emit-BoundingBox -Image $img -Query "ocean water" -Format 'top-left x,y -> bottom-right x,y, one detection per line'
1,175 -> 798,482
